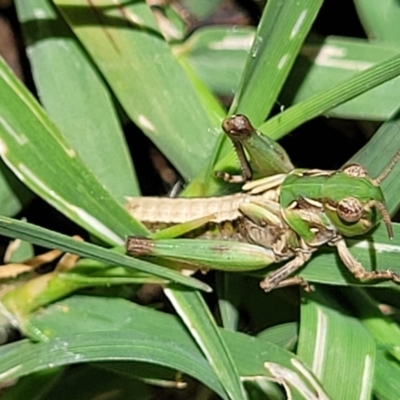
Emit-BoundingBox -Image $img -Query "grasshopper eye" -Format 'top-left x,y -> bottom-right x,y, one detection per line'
342,164 -> 368,178
337,197 -> 363,223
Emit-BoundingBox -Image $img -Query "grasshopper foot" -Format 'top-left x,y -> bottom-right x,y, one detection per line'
260,276 -> 313,292
363,269 -> 400,284
259,252 -> 312,292
214,171 -> 246,183
335,239 -> 400,285
355,269 -> 400,284
391,271 -> 400,283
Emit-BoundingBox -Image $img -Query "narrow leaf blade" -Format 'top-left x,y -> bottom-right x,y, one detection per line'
0,57 -> 146,244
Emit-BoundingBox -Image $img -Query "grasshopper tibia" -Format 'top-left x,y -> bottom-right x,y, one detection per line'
262,277 -> 313,292
126,236 -> 154,257
334,239 -> 400,283
260,252 -> 313,292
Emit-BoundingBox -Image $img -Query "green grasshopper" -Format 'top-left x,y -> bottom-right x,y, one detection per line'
125,115 -> 400,291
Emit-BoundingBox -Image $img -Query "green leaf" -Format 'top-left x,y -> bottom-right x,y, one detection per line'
0,216 -> 210,303
183,28 -> 400,121
283,37 -> 400,120
0,295 -> 328,399
337,287 -> 400,399
374,350 -> 400,400
257,322 -> 298,350
354,0 -> 400,42
0,56 -> 146,244
54,0 -> 221,180
349,109 -> 400,214
297,289 -> 375,399
262,52 -> 400,140
175,26 -> 254,97
165,286 -> 247,400
0,333 -> 227,399
15,0 -> 140,201
216,272 -> 241,331
0,161 -> 33,217
188,0 -> 321,195
230,0 -> 323,125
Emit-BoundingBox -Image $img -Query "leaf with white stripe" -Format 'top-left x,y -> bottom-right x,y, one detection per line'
0,57 -> 146,245
297,289 -> 375,400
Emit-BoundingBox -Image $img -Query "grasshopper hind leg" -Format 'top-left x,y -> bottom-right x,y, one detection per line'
334,239 -> 400,284
260,251 -> 313,292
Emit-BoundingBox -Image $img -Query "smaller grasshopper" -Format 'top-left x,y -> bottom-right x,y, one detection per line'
126,115 -> 400,291
215,114 -> 294,182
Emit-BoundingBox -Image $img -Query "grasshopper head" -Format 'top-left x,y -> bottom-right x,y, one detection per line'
222,115 -> 255,141
325,162 -> 394,238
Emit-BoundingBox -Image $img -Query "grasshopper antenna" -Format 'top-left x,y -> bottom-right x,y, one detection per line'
373,148 -> 400,185
376,201 -> 394,239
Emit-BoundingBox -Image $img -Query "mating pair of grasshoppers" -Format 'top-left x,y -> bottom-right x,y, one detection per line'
125,115 -> 400,292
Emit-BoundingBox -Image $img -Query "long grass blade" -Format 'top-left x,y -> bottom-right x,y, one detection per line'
0,57 -> 146,244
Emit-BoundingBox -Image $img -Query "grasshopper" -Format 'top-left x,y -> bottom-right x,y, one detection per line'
125,115 -> 400,292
